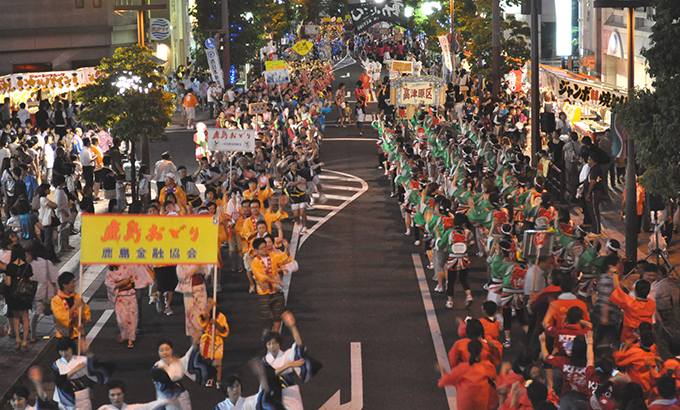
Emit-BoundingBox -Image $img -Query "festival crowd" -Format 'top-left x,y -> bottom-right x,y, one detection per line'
375,75 -> 678,410
1,16 -> 679,410
0,43 -> 334,410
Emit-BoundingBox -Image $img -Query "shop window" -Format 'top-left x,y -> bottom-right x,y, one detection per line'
75,0 -> 84,8
93,0 -> 102,7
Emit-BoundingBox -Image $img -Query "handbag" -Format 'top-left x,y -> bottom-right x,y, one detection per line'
14,264 -> 38,303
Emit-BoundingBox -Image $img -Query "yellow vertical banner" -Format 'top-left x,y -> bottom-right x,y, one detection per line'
81,215 -> 219,265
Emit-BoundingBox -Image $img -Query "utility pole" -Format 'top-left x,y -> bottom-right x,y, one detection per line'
450,0 -> 456,82
222,0 -> 230,87
530,0 -> 540,164
492,0 -> 501,96
594,0 -> 652,269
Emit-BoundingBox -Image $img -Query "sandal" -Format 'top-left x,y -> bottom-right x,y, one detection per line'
127,340 -> 134,349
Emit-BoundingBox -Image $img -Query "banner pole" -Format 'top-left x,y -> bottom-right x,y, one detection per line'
210,264 -> 217,359
77,263 -> 83,355
277,84 -> 284,106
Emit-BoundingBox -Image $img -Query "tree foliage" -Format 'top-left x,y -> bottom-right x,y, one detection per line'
74,44 -> 175,143
411,0 -> 529,77
191,0 -> 297,70
615,0 -> 680,199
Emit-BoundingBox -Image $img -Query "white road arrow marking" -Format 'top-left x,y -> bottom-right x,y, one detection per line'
319,342 -> 363,410
340,72 -> 350,78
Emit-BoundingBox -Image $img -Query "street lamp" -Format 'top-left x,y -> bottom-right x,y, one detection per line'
420,1 -> 442,15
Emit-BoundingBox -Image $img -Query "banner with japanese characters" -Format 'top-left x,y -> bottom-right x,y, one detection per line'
207,127 -> 256,152
348,0 -> 407,32
263,68 -> 290,85
437,35 -> 452,72
539,66 -> 627,109
81,215 -> 219,265
390,76 -> 446,107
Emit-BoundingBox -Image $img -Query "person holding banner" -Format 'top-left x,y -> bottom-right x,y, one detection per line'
198,298 -> 229,389
51,271 -> 91,340
175,264 -> 209,339
104,265 -> 138,349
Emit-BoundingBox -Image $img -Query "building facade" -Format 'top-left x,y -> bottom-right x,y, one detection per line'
0,0 -> 190,76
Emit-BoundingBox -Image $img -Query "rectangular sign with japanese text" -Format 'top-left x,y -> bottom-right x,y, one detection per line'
248,102 -> 267,115
81,215 -> 218,265
263,68 -> 290,85
399,81 -> 437,105
206,127 -> 256,152
391,60 -> 413,73
265,60 -> 287,71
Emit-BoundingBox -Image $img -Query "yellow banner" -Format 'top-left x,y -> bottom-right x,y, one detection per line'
265,60 -> 287,71
292,40 -> 314,56
81,215 -> 219,265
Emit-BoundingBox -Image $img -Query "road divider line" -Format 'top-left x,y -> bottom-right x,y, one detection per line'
318,174 -> 360,182
411,254 -> 457,410
86,309 -> 114,344
322,185 -> 362,192
323,138 -> 377,142
319,194 -> 354,201
307,204 -> 338,211
299,170 -> 368,248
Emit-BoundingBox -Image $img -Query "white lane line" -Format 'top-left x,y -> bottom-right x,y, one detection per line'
323,138 -> 377,142
284,169 -> 369,302
322,184 -> 362,192
350,342 -> 363,409
85,309 -> 114,344
411,254 -> 457,410
306,215 -> 326,222
319,194 -> 354,201
319,174 -> 360,182
307,204 -> 338,211
299,170 -> 368,248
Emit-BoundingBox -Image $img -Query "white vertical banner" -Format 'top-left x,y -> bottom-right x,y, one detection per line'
438,35 -> 453,72
206,47 -> 225,89
555,0 -> 573,56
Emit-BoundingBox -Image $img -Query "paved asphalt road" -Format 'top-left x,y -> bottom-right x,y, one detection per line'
20,59 -> 528,410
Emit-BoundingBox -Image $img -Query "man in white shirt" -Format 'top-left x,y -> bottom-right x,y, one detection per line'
524,256 -> 551,302
98,380 -> 171,410
80,137 -> 95,188
207,81 -> 223,119
54,175 -> 75,253
152,151 -> 177,197
17,103 -> 31,127
0,140 -> 10,169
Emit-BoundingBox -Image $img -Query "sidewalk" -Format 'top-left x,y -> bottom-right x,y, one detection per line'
0,197 -> 112,402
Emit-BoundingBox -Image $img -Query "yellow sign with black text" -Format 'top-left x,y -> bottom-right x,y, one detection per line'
81,215 -> 218,265
292,40 -> 314,56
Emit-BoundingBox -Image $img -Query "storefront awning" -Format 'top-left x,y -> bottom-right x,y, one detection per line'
0,67 -> 97,97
